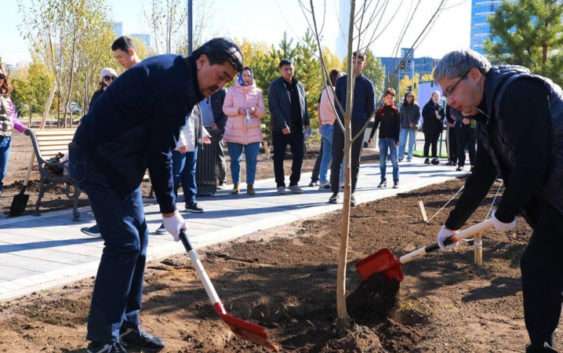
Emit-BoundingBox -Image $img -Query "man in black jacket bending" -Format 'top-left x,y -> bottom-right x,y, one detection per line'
70,38 -> 242,353
434,49 -> 562,353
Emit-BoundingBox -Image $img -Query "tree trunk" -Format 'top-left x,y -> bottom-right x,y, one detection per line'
336,0 -> 356,324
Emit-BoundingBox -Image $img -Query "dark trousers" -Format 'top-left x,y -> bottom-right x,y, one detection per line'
172,148 -> 198,206
447,127 -> 457,164
272,131 -> 304,187
423,130 -> 440,158
208,129 -> 226,184
330,125 -> 364,194
69,145 -> 148,343
456,126 -> 476,167
310,139 -> 323,183
521,204 -> 563,350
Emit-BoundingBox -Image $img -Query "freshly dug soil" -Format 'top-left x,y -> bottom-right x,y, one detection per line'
347,273 -> 400,323
0,178 -> 561,352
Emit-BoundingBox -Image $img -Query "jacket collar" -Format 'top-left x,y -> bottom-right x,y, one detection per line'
186,56 -> 204,104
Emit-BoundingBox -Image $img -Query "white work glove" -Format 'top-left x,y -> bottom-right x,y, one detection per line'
436,226 -> 458,250
491,210 -> 516,232
162,211 -> 187,241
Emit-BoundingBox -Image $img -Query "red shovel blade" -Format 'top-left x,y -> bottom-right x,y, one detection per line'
356,248 -> 404,282
214,303 -> 280,351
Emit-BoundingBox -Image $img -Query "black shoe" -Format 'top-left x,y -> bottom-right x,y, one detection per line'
154,223 -> 167,235
185,203 -> 204,213
393,182 -> 399,189
377,180 -> 387,189
121,328 -> 164,351
328,193 -> 338,204
81,225 -> 101,237
87,341 -> 128,353
424,158 -> 430,164
526,344 -> 559,353
456,166 -> 463,171
431,158 -> 439,165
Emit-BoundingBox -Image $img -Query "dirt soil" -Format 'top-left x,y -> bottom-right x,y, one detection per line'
0,135 -> 328,216
1,178 -> 560,353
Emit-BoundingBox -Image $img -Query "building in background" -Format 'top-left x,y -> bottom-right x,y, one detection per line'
111,22 -> 124,37
470,0 -> 501,54
130,33 -> 152,49
378,48 -> 440,84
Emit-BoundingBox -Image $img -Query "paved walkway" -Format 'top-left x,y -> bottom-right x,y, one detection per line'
0,157 -> 467,301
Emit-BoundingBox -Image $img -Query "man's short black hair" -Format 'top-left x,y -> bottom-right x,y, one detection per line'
192,38 -> 243,72
111,36 -> 135,52
353,51 -> 365,60
278,59 -> 292,69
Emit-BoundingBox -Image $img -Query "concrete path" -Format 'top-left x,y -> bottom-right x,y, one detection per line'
0,157 -> 467,301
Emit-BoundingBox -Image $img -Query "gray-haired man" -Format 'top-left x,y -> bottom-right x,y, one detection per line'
434,49 -> 562,353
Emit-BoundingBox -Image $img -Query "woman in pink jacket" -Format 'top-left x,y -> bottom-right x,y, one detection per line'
223,67 -> 265,195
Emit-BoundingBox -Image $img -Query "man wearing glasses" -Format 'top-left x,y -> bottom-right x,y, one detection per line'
434,49 -> 563,353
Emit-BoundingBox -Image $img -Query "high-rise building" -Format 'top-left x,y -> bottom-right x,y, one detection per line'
470,0 -> 502,54
378,48 -> 440,84
111,22 -> 124,37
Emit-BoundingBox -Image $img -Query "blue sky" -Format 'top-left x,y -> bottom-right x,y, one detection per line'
1,0 -> 471,65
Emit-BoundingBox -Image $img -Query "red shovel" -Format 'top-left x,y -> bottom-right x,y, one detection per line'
356,220 -> 494,282
179,230 -> 279,351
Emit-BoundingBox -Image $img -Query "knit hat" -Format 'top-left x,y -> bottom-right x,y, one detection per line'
100,67 -> 118,80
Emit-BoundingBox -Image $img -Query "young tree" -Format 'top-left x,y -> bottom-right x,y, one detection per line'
485,0 -> 563,85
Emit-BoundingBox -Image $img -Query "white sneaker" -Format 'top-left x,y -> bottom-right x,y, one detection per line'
318,181 -> 330,190
277,186 -> 286,194
289,185 -> 303,194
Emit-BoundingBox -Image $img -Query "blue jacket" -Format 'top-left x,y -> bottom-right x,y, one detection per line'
73,54 -> 204,213
335,74 -> 375,126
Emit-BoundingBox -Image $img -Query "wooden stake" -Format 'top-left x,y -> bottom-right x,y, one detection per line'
418,200 -> 429,224
474,236 -> 483,266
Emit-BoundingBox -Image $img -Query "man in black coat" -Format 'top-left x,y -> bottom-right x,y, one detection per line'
70,38 -> 242,353
434,49 -> 563,353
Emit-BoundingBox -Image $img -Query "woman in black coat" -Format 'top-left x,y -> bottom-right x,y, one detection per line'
422,91 -> 445,165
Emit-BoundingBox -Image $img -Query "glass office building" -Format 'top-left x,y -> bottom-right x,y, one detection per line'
470,0 -> 502,54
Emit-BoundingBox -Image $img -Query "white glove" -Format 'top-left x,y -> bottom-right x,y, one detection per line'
162,211 -> 186,241
491,210 -> 516,232
436,226 -> 458,250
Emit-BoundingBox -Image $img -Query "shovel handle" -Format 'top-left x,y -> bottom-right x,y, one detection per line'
400,219 -> 495,264
179,230 -> 223,309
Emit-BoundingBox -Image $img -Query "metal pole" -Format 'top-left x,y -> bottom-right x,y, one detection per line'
187,0 -> 193,55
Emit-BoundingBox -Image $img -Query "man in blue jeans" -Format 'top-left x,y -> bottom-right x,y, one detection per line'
69,38 -> 242,353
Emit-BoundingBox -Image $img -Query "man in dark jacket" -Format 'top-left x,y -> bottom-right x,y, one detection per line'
69,38 -> 242,353
434,49 -> 563,353
268,59 -> 310,194
422,91 -> 445,165
329,51 -> 375,206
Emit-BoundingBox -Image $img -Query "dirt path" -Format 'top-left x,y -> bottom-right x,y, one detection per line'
0,178 -> 560,352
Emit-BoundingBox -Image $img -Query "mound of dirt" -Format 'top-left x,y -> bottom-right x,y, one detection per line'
318,324 -> 387,353
347,273 -> 400,323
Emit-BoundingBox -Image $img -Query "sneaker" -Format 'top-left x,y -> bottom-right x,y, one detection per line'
247,184 -> 256,196
87,341 -> 128,353
154,224 -> 167,235
350,194 -> 356,207
185,203 -> 204,213
121,327 -> 164,351
456,166 -> 463,171
328,193 -> 339,204
289,185 -> 303,194
406,158 -> 412,162
277,186 -> 286,194
81,224 -> 101,237
398,158 -> 404,163
377,180 -> 387,189
318,181 -> 330,190
393,182 -> 399,189
431,158 -> 439,165
424,158 -> 430,165
308,180 -> 319,187
231,183 -> 239,195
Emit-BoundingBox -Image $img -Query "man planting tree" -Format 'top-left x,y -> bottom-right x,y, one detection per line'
434,49 -> 563,353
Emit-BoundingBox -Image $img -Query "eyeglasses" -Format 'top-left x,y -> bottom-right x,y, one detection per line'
103,75 -> 116,81
443,70 -> 469,98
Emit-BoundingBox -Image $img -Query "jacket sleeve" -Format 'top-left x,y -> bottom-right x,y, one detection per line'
366,80 -> 375,119
147,119 -> 177,214
268,81 -> 288,131
494,79 -> 551,222
393,109 -> 401,143
222,89 -> 239,117
255,90 -> 266,118
369,110 -> 381,140
445,136 -> 497,229
301,84 -> 310,126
